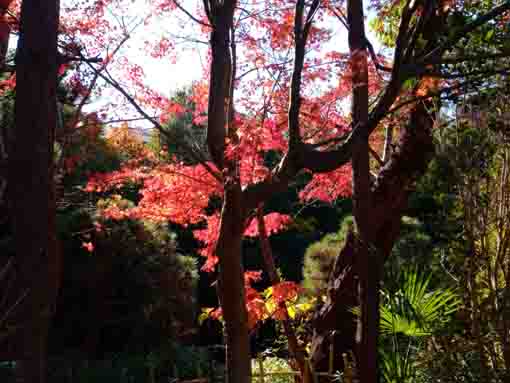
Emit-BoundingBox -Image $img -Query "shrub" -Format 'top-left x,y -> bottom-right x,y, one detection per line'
251,356 -> 295,383
302,215 -> 354,294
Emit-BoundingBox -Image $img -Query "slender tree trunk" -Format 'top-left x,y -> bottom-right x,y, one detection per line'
216,184 -> 251,383
346,1 -> 379,381
8,0 -> 59,382
502,264 -> 510,383
204,0 -> 249,379
0,0 -> 13,230
382,126 -> 393,163
256,205 -> 306,379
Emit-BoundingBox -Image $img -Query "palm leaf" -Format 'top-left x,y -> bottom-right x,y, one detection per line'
381,268 -> 461,337
350,269 -> 460,337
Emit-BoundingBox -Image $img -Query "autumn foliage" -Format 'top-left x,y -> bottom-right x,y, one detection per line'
4,0 -> 502,381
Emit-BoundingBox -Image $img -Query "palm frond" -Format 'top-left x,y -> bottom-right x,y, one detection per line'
381,268 -> 461,337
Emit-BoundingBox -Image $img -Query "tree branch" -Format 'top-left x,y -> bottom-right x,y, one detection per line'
206,0 -> 236,169
420,1 -> 510,63
82,59 -> 222,182
173,0 -> 211,27
288,0 -> 306,152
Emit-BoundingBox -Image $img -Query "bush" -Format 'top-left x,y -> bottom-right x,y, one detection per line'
251,356 -> 295,383
302,215 -> 353,294
50,207 -> 199,357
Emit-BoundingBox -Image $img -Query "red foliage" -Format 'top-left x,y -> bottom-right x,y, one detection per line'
77,0 -> 414,332
0,73 -> 15,95
244,213 -> 292,238
272,281 -> 301,305
300,165 -> 352,203
194,214 -> 221,272
82,242 -> 94,252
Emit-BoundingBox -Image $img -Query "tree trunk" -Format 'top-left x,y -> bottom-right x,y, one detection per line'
346,1 -> 379,381
256,205 -> 306,378
216,184 -> 251,383
7,0 -> 60,382
310,101 -> 435,379
0,0 -> 13,234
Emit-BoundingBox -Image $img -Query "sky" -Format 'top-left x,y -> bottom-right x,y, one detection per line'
9,0 -> 383,132
95,0 -> 382,93
122,1 -> 382,98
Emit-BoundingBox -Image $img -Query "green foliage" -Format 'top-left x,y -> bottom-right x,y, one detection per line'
302,215 -> 354,294
381,269 -> 460,337
251,355 -> 294,383
401,84 -> 510,382
148,88 -> 207,165
369,0 -> 407,48
379,269 -> 460,383
386,216 -> 435,274
51,203 -> 199,354
169,344 -> 210,379
74,354 -> 148,383
61,136 -> 121,186
380,347 -> 415,383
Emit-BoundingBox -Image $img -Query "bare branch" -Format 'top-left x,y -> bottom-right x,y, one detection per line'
382,125 -> 393,163
102,116 -> 159,125
303,0 -> 321,38
288,0 -> 314,152
173,0 -> 212,27
369,145 -> 384,166
331,6 -> 348,30
81,58 -> 222,182
58,54 -> 102,64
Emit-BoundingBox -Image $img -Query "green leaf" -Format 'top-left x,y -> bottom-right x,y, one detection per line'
381,268 -> 460,337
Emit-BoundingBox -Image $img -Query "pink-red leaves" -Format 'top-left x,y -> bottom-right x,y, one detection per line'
82,242 -> 94,252
244,213 -> 292,237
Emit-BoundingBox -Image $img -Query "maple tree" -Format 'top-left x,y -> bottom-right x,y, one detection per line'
79,0 -> 510,382
0,0 -> 508,382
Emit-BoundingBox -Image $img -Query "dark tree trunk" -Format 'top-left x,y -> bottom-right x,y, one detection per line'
216,184 -> 251,383
0,0 -> 13,234
6,1 -> 60,382
310,101 -> 435,379
346,1 -> 379,381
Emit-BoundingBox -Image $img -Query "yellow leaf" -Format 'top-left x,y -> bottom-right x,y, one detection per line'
287,305 -> 296,319
265,297 -> 276,314
263,286 -> 273,299
198,308 -> 214,325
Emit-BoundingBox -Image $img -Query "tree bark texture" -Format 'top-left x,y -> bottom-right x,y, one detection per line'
205,0 -> 253,380
309,101 -> 435,379
0,0 -> 13,241
346,1 -> 379,381
206,0 -> 235,170
216,184 -> 251,383
4,1 -> 60,382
